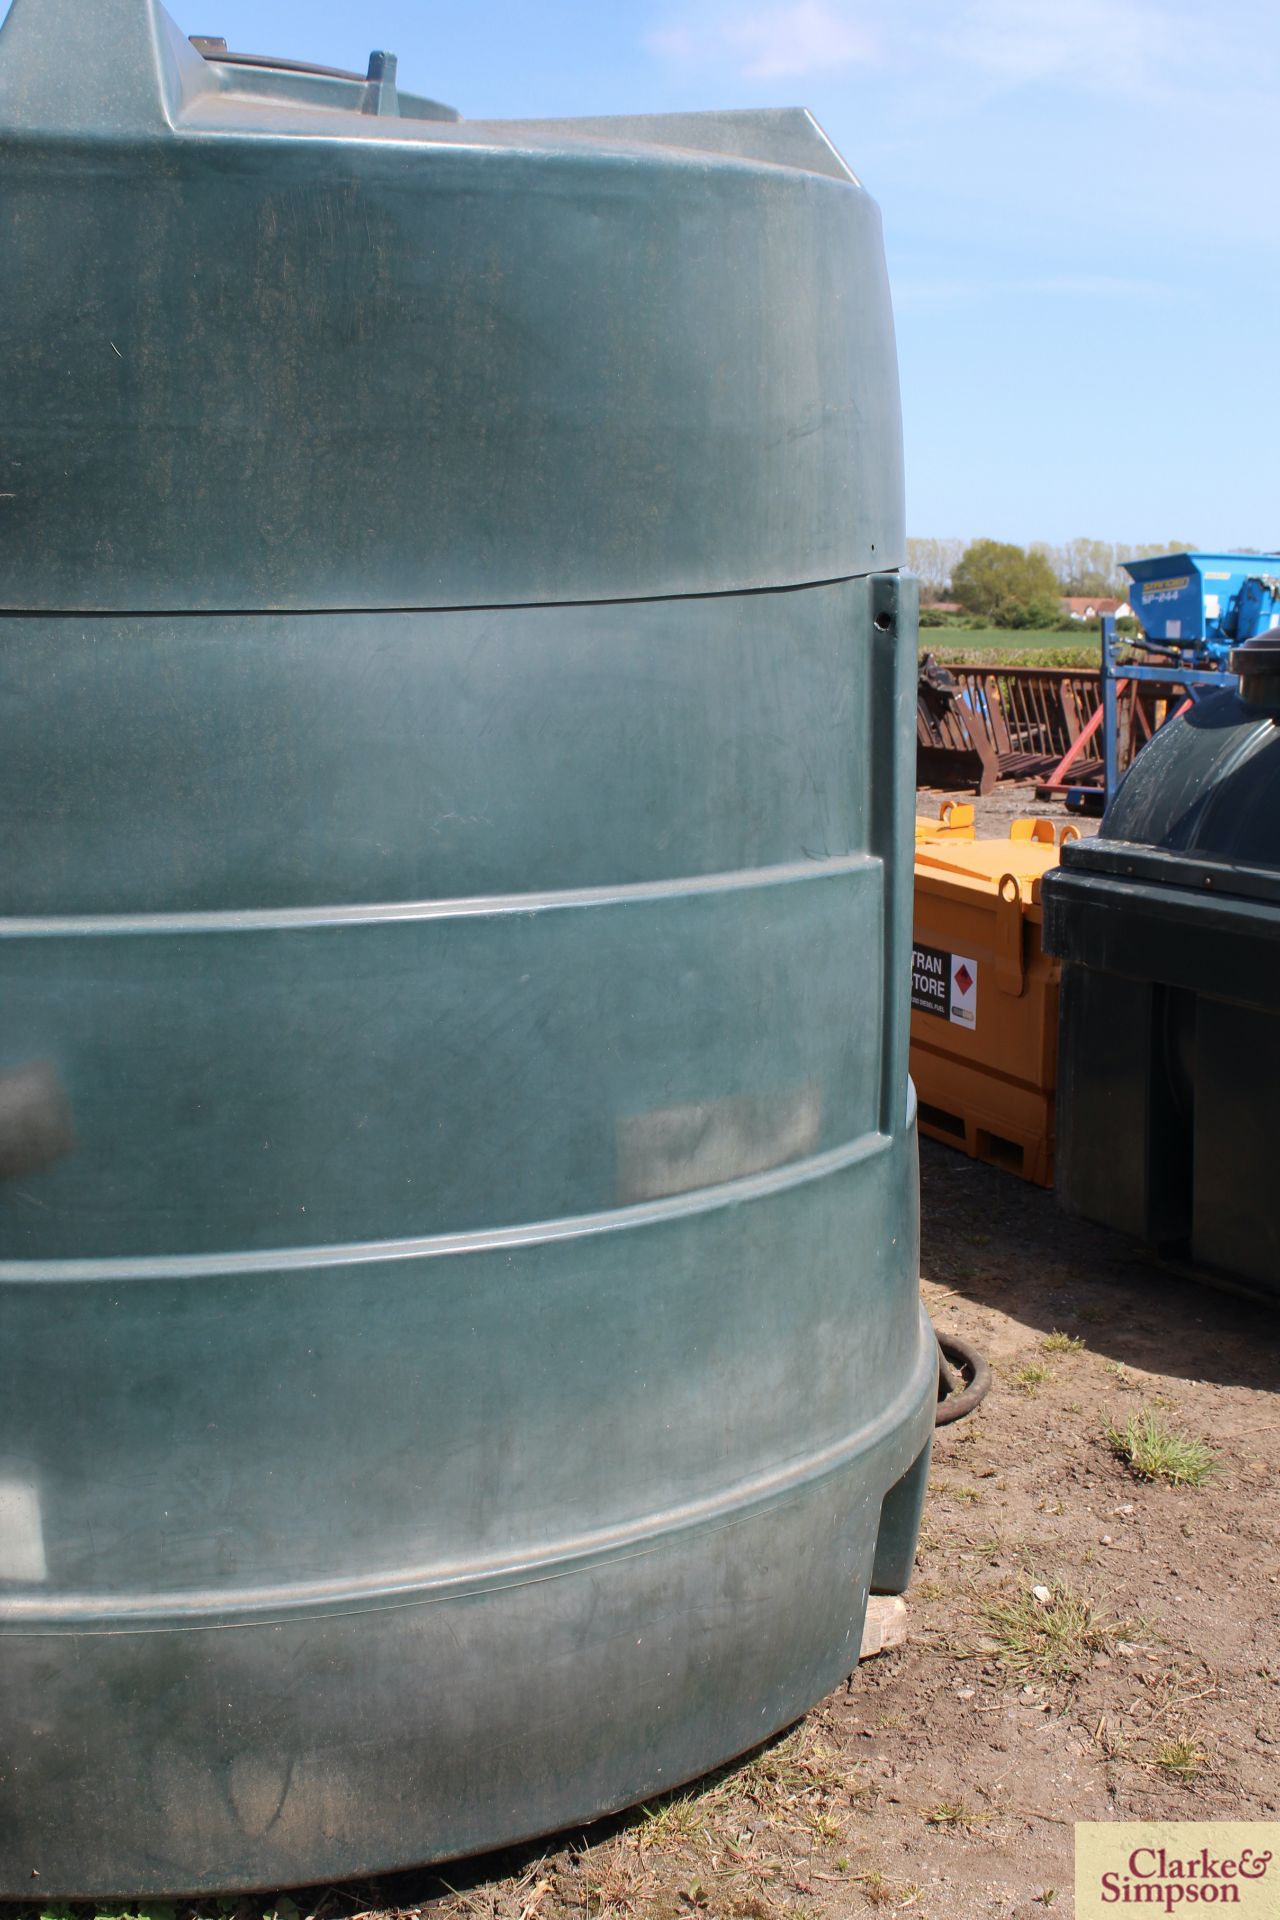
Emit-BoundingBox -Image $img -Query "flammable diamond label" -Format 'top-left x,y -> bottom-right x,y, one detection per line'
949,952 -> 978,1027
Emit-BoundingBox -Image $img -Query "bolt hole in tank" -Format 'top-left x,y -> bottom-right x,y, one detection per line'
0,0 -> 935,1895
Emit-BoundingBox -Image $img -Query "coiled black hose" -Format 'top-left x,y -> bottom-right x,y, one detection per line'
935,1329 -> 991,1426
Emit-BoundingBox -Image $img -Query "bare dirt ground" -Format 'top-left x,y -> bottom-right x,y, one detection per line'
179,1142 -> 1271,1920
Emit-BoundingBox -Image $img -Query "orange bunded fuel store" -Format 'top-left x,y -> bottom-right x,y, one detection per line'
911,811 -> 1078,1187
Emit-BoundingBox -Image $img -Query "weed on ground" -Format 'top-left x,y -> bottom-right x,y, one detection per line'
1105,1409 -> 1218,1486
982,1581 -> 1119,1682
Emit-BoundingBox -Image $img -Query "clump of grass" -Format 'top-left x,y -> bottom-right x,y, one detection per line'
924,1801 -> 988,1830
807,1808 -> 845,1841
1013,1361 -> 1052,1393
1152,1735 -> 1207,1778
640,1792 -> 708,1844
1042,1330 -> 1084,1354
1106,1410 -> 1217,1487
924,1801 -> 966,1826
584,1850 -> 649,1917
984,1581 -> 1117,1681
740,1728 -> 843,1800
932,1478 -> 983,1503
856,1868 -> 919,1906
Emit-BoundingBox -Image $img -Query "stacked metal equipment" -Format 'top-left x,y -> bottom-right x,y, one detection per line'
915,555 -> 1280,803
0,0 -> 935,1896
1044,635 -> 1280,1294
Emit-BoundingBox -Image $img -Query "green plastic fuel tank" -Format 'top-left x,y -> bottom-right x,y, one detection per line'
0,0 -> 934,1894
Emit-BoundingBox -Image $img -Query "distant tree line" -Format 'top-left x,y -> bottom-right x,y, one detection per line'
906,536 -> 1200,628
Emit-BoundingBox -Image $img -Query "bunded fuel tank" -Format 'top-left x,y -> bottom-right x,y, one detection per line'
0,0 -> 934,1894
1045,637 -> 1280,1294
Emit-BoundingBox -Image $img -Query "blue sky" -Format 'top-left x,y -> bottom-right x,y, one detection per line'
13,0 -> 1280,549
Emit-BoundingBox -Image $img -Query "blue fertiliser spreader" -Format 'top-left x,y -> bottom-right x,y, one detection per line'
1123,552 -> 1280,665
1080,551 -> 1280,812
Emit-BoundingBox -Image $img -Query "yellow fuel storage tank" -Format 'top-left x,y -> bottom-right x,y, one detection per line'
910,820 -> 1078,1186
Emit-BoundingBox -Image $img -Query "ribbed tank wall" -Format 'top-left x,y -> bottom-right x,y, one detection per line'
0,0 -> 932,1894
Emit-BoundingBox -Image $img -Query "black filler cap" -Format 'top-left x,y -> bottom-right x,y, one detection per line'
1228,634 -> 1280,712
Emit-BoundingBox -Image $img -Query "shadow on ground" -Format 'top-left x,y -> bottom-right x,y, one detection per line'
920,1137 -> 1279,1395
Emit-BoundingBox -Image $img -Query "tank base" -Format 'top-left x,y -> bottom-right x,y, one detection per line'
0,1307 -> 935,1898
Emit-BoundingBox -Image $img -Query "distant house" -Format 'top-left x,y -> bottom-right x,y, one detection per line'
1061,596 -> 1132,621
927,600 -> 964,615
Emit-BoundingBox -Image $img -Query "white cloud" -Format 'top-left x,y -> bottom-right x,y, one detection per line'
731,2 -> 874,79
936,0 -> 1179,97
647,2 -> 875,82
646,0 -> 1221,104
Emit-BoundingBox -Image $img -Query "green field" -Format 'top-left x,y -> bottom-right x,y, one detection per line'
919,626 -> 1100,667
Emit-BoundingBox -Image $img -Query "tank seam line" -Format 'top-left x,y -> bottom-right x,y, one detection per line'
0,1306 -> 936,1634
0,851 -> 881,938
0,1128 -> 896,1282
0,569 -> 898,620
